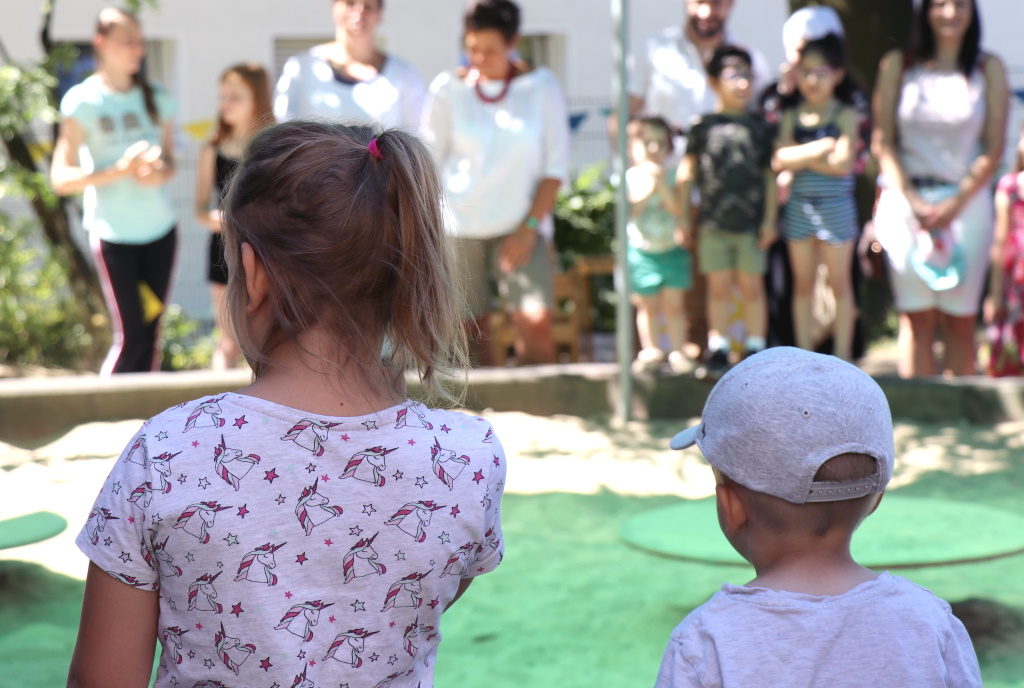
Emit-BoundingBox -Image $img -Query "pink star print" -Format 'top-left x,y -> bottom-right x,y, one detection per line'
259,657 -> 272,671
231,603 -> 244,617
195,623 -> 203,630
295,552 -> 308,565
407,439 -> 416,446
284,591 -> 293,599
493,455 -> 501,466
320,474 -> 330,482
429,597 -> 440,609
233,415 -> 248,429
237,505 -> 249,518
440,424 -> 451,433
450,505 -> 461,518
472,470 -> 485,484
264,468 -> 279,483
340,433 -> 350,441
328,615 -> 336,623
324,538 -> 333,546
191,440 -> 199,448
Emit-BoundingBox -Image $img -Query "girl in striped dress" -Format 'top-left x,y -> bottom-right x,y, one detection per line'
773,33 -> 859,360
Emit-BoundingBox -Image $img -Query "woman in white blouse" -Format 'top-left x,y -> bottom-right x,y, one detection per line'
424,0 -> 570,365
274,0 -> 425,129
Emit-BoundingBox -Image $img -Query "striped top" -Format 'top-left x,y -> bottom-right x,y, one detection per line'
783,106 -> 858,243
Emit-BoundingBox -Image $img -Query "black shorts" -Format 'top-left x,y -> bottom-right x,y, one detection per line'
208,233 -> 229,285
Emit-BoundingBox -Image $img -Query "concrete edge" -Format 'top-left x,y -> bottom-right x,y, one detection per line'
2,364 -> 1023,444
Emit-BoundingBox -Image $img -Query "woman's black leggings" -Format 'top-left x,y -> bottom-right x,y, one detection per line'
92,227 -> 177,374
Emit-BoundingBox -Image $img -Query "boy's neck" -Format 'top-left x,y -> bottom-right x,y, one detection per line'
744,540 -> 879,596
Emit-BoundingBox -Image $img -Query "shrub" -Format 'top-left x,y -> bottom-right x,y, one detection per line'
160,304 -> 214,371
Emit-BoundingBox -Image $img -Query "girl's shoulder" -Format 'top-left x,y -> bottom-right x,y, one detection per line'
997,171 -> 1022,197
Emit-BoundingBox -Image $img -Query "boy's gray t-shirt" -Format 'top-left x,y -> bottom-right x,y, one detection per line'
655,572 -> 981,687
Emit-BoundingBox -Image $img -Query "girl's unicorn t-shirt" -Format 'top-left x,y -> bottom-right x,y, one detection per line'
77,394 -> 505,688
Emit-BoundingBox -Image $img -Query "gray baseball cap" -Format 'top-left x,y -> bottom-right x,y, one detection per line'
670,347 -> 894,504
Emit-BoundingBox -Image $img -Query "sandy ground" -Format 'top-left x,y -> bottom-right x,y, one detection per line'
3,410 -> 1023,579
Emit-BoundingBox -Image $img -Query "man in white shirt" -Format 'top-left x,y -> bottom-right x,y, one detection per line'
630,0 -> 770,136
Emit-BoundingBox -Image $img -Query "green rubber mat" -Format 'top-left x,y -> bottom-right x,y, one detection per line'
0,512 -> 67,550
621,495 -> 1024,568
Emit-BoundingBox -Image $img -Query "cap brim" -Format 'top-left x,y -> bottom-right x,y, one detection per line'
669,424 -> 701,450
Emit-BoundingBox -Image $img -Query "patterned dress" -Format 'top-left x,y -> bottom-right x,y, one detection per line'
988,172 -> 1024,376
78,394 -> 505,688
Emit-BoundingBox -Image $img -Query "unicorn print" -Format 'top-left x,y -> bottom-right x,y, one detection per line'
124,434 -> 148,465
371,671 -> 404,688
235,541 -> 285,586
394,401 -> 433,429
183,396 -> 227,432
187,571 -> 224,613
275,599 -> 334,642
477,527 -> 500,552
381,571 -> 430,612
149,451 -> 180,493
281,418 -> 340,456
340,446 -> 397,487
402,616 -> 434,658
214,622 -> 256,675
290,665 -> 315,688
106,571 -> 149,588
173,501 -> 231,544
482,426 -> 493,443
384,501 -> 445,542
212,435 -> 261,490
294,479 -> 343,536
441,541 -> 476,577
191,682 -> 228,688
142,536 -> 182,577
85,507 -> 119,545
342,532 -> 386,583
429,438 -> 470,491
322,628 -> 379,667
127,481 -> 156,509
160,626 -> 188,665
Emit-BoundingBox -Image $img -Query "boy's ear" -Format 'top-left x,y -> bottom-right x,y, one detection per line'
715,483 -> 748,534
241,242 -> 270,315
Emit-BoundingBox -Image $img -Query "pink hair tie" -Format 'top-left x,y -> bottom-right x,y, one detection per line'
367,138 -> 384,160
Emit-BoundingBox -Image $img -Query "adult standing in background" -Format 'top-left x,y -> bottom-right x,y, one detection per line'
630,0 -> 771,142
274,0 -> 426,128
423,0 -> 569,365
51,7 -> 177,375
872,0 -> 1007,377
630,0 -> 771,352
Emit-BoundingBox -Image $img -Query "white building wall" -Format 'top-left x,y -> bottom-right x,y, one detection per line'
3,0 -> 1022,321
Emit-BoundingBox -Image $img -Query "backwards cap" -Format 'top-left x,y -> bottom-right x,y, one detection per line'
670,347 -> 893,504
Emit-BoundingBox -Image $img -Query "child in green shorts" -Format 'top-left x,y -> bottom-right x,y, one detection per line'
678,45 -> 777,379
627,116 -> 694,374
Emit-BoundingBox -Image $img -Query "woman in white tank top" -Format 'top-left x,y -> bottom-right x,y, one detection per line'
872,0 -> 1008,378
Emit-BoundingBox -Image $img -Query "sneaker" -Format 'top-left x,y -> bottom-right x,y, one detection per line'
667,350 -> 695,374
695,349 -> 730,380
632,347 -> 666,373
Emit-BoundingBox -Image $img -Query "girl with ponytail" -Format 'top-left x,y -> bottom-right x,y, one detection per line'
51,6 -> 178,375
69,122 -> 505,688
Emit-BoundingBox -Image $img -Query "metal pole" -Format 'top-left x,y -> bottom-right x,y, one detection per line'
612,0 -> 633,421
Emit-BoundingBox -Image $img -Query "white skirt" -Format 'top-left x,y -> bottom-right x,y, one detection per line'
873,186 -> 993,316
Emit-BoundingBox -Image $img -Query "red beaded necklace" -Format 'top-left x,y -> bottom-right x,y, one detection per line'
473,63 -> 517,104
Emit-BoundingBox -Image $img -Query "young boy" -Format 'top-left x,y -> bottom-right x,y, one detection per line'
678,45 -> 777,379
657,347 -> 982,687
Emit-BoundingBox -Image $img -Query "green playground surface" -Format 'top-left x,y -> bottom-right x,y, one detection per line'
2,417 -> 1024,687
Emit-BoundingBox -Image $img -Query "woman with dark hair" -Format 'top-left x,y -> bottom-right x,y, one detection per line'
423,0 -> 570,365
274,0 -> 425,128
51,6 -> 177,375
872,0 -> 1008,377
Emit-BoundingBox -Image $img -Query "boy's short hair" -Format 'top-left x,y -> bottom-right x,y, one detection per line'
671,347 -> 894,504
706,44 -> 753,80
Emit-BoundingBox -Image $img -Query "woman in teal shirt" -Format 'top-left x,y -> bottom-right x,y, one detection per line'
51,6 -> 177,374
